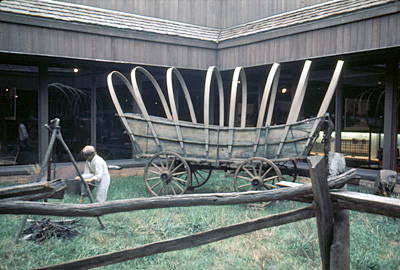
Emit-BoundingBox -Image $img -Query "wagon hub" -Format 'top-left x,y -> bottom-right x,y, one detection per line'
160,171 -> 172,182
252,176 -> 264,189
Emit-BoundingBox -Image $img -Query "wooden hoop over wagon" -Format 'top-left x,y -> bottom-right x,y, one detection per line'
107,60 -> 344,196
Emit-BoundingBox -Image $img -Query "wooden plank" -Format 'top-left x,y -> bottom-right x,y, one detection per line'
396,13 -> 400,45
342,23 -> 351,53
298,32 -> 306,59
308,155 -> 333,270
10,24 -> 19,52
336,24 -> 344,54
387,14 -> 397,46
356,20 -> 366,52
305,31 -> 313,58
349,22 -> 358,52
364,19 -> 373,49
379,15 -> 389,48
371,17 -> 381,49
329,27 -> 337,55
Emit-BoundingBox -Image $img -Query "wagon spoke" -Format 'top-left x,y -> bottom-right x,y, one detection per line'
147,176 -> 162,182
150,180 -> 162,190
164,154 -> 169,170
258,162 -> 264,176
193,173 -> 205,186
263,183 -> 276,189
157,182 -> 166,196
172,180 -> 185,192
170,183 -> 177,195
157,157 -> 166,170
250,161 -> 257,177
147,169 -> 162,176
237,175 -> 252,181
238,182 -> 253,189
195,173 -> 207,181
150,162 -> 163,173
261,166 -> 273,179
264,175 -> 280,183
172,170 -> 187,177
168,156 -> 177,171
171,162 -> 184,174
243,166 -> 255,178
172,177 -> 187,185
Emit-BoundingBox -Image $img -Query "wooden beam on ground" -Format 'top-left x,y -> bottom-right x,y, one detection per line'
34,206 -> 315,270
0,170 -> 355,217
0,179 -> 66,202
308,155 -> 334,270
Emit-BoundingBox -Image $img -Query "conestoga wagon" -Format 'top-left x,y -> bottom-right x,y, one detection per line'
107,60 -> 344,196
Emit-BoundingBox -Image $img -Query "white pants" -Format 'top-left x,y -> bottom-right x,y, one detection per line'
81,174 -> 110,203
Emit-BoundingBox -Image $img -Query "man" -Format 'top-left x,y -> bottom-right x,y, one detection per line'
18,122 -> 29,149
75,145 -> 110,203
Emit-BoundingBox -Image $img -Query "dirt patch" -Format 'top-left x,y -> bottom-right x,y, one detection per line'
0,165 -> 145,186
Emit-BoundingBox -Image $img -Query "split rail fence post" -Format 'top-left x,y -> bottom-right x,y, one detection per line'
330,190 -> 350,270
307,155 -> 334,269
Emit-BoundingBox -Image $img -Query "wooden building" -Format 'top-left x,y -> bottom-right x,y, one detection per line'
0,0 -> 399,170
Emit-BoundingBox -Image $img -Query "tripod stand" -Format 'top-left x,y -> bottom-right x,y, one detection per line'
13,118 -> 105,245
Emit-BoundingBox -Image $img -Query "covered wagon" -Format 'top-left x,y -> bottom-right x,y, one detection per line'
107,60 -> 343,196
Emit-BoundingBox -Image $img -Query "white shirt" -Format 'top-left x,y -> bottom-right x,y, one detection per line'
83,154 -> 109,182
19,123 -> 28,141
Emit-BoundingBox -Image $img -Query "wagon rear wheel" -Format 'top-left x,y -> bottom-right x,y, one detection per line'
234,157 -> 283,192
276,160 -> 298,182
144,151 -> 191,196
190,165 -> 212,189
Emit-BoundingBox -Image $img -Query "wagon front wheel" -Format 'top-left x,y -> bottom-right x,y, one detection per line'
234,157 -> 283,192
144,151 -> 191,196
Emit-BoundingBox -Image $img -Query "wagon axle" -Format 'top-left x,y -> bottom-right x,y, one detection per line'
160,171 -> 172,183
251,176 -> 264,189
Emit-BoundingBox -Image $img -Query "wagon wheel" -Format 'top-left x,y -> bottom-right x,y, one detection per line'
144,151 -> 191,196
234,157 -> 283,192
276,160 -> 298,182
189,165 -> 212,189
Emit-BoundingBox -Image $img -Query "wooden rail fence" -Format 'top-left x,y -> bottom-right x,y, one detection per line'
1,155 -> 400,270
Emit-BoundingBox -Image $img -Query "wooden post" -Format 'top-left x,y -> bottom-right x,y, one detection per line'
382,58 -> 399,170
90,67 -> 97,147
330,198 -> 350,270
334,74 -> 343,153
307,155 -> 334,270
38,64 -> 49,163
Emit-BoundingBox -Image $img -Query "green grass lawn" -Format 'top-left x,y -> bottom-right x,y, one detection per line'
0,172 -> 399,269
